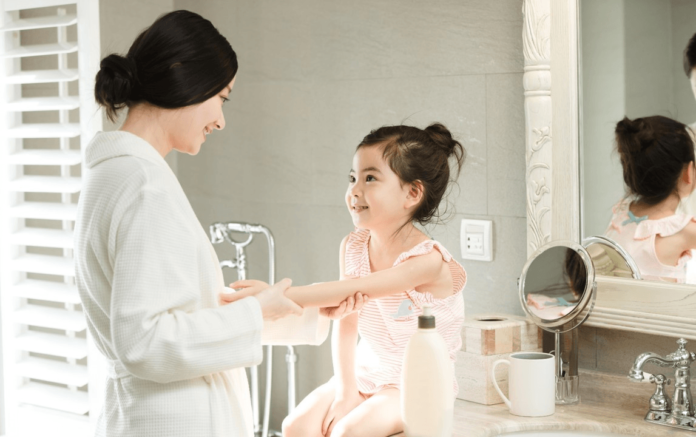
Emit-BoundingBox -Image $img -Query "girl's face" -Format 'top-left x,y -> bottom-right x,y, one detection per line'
346,145 -> 417,231
691,70 -> 696,103
168,77 -> 235,155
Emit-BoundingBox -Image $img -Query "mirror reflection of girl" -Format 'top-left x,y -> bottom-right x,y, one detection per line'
605,116 -> 696,282
231,124 -> 467,436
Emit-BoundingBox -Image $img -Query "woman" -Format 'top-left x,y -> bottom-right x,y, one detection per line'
74,10 -> 362,437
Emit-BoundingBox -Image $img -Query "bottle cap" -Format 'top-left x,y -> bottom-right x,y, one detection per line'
419,305 -> 435,329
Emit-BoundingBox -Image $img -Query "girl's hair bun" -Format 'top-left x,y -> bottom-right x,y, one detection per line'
615,117 -> 647,155
615,115 -> 694,205
425,122 -> 466,165
95,54 -> 138,121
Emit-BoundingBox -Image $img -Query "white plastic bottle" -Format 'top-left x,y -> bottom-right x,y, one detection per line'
401,305 -> 454,437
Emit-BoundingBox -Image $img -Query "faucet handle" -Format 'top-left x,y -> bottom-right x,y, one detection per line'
666,338 -> 695,363
648,374 -> 672,413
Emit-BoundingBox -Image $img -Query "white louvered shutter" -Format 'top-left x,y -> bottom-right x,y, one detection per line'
0,1 -> 101,436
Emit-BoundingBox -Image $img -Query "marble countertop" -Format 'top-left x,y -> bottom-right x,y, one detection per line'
391,370 -> 692,436
451,398 -> 687,436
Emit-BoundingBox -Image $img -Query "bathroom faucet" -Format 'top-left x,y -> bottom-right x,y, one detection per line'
629,338 -> 696,431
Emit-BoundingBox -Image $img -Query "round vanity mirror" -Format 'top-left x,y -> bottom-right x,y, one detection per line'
519,241 -> 596,333
582,236 -> 641,280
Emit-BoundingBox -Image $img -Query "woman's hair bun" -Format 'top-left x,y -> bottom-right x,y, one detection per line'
94,11 -> 238,122
95,54 -> 138,121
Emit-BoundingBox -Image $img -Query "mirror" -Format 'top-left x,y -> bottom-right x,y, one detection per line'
518,240 -> 597,404
519,241 -> 596,333
522,0 -> 696,340
582,236 -> 641,280
579,0 -> 696,283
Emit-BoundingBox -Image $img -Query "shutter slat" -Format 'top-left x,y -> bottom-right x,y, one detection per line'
5,96 -> 80,112
9,202 -> 78,221
1,41 -> 78,59
9,176 -> 81,194
15,332 -> 87,359
7,123 -> 81,138
15,405 -> 91,437
16,357 -> 88,387
9,228 -> 74,249
4,69 -> 79,84
14,305 -> 85,332
17,382 -> 90,415
1,14 -> 77,31
11,254 -> 74,277
11,280 -> 80,304
8,150 -> 81,166
1,1 -> 102,431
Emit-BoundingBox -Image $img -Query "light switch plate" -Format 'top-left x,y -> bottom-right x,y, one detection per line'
460,219 -> 493,261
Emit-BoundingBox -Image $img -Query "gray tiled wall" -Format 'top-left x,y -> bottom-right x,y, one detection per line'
174,0 -> 527,429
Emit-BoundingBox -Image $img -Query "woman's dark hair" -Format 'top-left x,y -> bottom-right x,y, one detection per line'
684,32 -> 696,77
95,10 -> 237,121
615,116 -> 694,205
357,123 -> 466,227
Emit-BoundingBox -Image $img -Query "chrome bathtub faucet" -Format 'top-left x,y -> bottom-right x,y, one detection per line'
629,338 -> 696,431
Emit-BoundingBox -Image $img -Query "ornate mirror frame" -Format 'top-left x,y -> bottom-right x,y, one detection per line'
522,0 -> 696,339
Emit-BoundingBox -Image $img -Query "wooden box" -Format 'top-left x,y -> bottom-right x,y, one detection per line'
456,313 -> 542,405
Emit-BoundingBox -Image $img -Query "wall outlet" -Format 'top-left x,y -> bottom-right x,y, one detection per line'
460,219 -> 493,261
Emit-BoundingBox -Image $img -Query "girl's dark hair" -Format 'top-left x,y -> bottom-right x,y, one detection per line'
564,248 -> 586,301
615,116 -> 694,205
357,123 -> 466,226
95,10 -> 237,121
684,32 -> 696,77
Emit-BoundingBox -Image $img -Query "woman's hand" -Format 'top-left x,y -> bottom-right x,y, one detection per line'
319,292 -> 369,320
322,389 -> 364,436
224,279 -> 303,321
220,279 -> 270,305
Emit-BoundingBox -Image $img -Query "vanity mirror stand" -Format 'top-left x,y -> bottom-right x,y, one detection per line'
518,241 -> 596,405
518,237 -> 642,405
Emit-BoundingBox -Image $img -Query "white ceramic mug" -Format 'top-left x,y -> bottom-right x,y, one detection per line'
491,352 -> 555,417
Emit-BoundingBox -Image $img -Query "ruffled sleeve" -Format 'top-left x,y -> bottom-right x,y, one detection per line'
393,240 -> 467,306
634,215 -> 696,240
343,228 -> 370,278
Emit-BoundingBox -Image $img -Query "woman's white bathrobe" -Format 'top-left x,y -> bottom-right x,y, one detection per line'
74,131 -> 327,437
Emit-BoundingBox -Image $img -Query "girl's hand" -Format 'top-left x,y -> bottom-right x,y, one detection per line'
322,390 -> 364,436
320,292 -> 369,319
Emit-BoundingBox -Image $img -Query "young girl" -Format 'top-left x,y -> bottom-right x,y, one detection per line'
605,116 -> 696,282
232,123 -> 467,436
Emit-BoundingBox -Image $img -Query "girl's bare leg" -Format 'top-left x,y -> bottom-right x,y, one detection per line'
330,388 -> 403,437
283,379 -> 343,437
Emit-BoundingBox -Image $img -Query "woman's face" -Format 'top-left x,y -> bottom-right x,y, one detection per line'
169,77 -> 235,155
691,69 -> 696,104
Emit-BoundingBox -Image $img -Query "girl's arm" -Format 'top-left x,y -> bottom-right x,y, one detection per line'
333,235 -> 359,394
321,236 -> 363,435
285,248 -> 443,308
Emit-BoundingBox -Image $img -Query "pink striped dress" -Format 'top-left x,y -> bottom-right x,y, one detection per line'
344,228 -> 466,397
